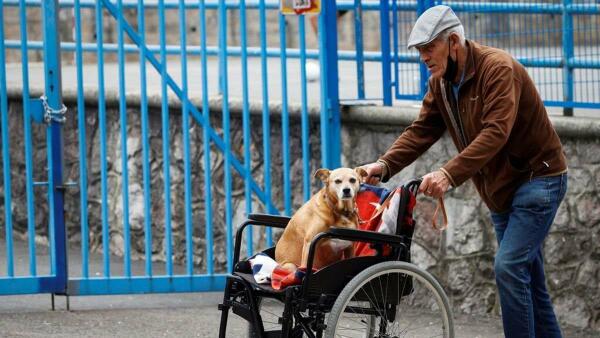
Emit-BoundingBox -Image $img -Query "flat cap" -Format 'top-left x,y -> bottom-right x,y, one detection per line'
407,5 -> 462,49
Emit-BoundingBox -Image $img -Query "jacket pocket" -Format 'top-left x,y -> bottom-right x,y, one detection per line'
508,154 -> 531,173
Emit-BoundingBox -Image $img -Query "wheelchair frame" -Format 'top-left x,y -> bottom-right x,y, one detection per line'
218,180 -> 451,338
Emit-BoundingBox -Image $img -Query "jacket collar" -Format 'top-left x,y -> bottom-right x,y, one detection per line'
443,39 -> 477,87
462,40 -> 477,84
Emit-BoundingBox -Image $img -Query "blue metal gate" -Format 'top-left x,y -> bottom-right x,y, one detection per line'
0,0 -> 68,295
1,0 -> 341,296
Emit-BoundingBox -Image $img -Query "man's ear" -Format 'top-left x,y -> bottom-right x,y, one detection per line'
354,167 -> 368,182
449,32 -> 460,49
314,168 -> 330,183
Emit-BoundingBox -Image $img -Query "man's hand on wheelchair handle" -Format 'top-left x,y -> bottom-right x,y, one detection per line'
362,162 -> 385,185
420,170 -> 451,199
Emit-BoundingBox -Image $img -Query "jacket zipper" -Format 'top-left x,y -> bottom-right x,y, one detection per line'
440,81 -> 467,150
452,87 -> 469,148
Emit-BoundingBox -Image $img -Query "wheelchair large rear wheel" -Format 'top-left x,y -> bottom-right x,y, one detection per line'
325,261 -> 454,338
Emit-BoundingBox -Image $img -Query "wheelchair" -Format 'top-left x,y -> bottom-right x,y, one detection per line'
218,179 -> 454,338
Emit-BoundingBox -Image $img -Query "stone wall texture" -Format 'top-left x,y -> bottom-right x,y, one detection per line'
1,96 -> 599,332
342,117 -> 600,332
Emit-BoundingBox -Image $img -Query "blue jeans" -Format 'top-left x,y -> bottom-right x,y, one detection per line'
491,173 -> 567,338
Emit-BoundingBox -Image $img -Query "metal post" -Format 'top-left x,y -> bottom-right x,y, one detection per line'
380,0 -> 392,105
319,0 -> 341,169
354,0 -> 365,100
417,0 -> 434,98
41,0 -> 67,294
562,0 -> 574,116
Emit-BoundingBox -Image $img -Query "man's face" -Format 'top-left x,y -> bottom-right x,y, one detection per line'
416,37 -> 450,79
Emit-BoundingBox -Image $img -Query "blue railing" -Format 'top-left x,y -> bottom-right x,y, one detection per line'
1,0 -> 341,295
2,0 -> 598,297
389,0 -> 600,114
5,0 -> 600,113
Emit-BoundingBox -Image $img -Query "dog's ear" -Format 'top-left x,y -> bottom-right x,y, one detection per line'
354,167 -> 368,182
314,168 -> 330,183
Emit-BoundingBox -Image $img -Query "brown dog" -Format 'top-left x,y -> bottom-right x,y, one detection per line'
275,167 -> 367,272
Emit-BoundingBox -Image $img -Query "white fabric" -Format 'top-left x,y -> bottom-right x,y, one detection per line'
378,189 -> 401,235
248,253 -> 278,284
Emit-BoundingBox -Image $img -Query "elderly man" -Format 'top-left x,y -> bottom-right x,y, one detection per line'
363,5 -> 567,338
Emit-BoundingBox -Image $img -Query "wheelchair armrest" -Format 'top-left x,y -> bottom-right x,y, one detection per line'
232,214 -> 291,271
304,228 -> 406,274
326,227 -> 405,246
247,213 -> 291,229
301,227 -> 409,300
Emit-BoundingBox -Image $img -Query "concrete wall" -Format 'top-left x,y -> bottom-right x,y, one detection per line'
2,92 -> 599,332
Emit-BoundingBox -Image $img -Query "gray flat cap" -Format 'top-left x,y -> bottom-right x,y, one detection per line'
407,5 -> 461,49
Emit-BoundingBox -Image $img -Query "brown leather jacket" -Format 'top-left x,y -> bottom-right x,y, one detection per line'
379,40 -> 567,212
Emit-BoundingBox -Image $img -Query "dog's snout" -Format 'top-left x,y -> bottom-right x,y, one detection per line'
342,187 -> 352,197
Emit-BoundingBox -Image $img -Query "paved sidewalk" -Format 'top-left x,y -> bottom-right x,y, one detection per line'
0,291 -> 505,338
0,291 -> 597,337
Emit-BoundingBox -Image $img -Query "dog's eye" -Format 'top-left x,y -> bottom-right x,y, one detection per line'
334,179 -> 342,184
349,178 -> 357,184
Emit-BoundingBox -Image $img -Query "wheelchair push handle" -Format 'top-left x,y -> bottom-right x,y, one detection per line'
403,178 -> 422,195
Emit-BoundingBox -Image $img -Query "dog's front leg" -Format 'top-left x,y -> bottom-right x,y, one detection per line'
300,238 -> 312,268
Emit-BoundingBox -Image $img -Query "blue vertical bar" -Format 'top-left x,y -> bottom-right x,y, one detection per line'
178,0 -> 194,275
158,0 -> 174,276
562,0 -> 574,116
259,0 -> 273,246
239,0 -> 253,255
74,0 -> 90,279
319,0 -> 342,169
198,0 -> 214,275
95,0 -> 110,278
19,0 -> 37,276
279,14 -> 291,216
0,0 -> 15,277
137,0 -> 153,277
417,0 -> 430,98
354,0 -> 365,100
218,0 -> 234,272
391,0 -> 400,99
298,17 -> 311,203
116,0 -> 132,278
42,0 -> 67,290
379,0 -> 392,105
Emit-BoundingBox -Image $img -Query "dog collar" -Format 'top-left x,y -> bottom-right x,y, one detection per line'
324,194 -> 358,220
